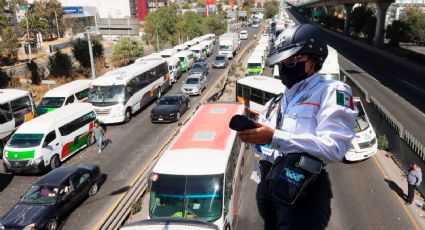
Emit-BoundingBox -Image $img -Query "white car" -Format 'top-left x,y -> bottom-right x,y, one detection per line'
240,30 -> 249,40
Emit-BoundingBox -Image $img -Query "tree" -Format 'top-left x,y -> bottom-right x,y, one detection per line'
179,12 -> 203,40
110,37 -> 144,67
202,14 -> 227,36
0,26 -> 19,65
72,38 -> 104,69
27,60 -> 41,85
349,5 -> 374,38
19,12 -> 49,38
197,0 -> 206,8
48,50 -> 72,77
0,69 -> 11,88
385,20 -> 411,47
264,1 -> 279,18
143,6 -> 178,49
402,9 -> 425,44
31,0 -> 64,39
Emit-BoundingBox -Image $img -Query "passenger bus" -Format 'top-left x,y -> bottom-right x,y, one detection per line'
345,97 -> 378,161
149,102 -> 246,230
36,79 -> 91,116
236,76 -> 285,117
89,58 -> 170,124
3,103 -> 96,173
0,89 -> 36,157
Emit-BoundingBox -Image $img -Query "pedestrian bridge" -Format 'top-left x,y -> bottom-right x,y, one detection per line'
286,0 -> 395,48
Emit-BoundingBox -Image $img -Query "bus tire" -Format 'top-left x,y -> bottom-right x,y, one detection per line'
50,155 -> 60,170
124,108 -> 132,123
157,88 -> 162,99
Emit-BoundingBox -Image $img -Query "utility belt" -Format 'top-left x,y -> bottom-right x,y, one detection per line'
263,153 -> 323,205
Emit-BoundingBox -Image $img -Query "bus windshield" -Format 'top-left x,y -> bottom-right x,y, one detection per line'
8,133 -> 44,148
247,63 -> 262,69
88,85 -> 126,104
38,97 -> 65,108
219,45 -> 231,51
149,174 -> 223,222
355,101 -> 370,132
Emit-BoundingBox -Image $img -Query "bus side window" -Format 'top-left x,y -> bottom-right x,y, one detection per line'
0,103 -> 13,124
10,96 -> 32,126
43,131 -> 56,147
65,96 -> 75,105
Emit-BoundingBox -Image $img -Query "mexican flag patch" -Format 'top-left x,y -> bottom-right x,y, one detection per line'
336,90 -> 354,109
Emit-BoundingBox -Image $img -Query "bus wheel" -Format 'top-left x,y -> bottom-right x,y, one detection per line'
124,109 -> 132,123
157,88 -> 162,99
50,155 -> 60,170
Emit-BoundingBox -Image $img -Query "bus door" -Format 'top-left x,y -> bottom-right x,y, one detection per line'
0,102 -> 15,140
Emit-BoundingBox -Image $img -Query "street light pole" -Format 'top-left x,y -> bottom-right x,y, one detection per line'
25,12 -> 32,60
156,25 -> 160,52
86,28 -> 96,79
54,11 -> 60,39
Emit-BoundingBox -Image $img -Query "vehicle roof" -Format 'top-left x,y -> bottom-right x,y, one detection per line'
36,164 -> 96,185
200,40 -> 213,46
0,89 -> 30,104
165,56 -> 180,65
173,44 -> 188,49
43,80 -> 91,98
187,74 -> 203,78
248,54 -> 263,62
160,49 -> 176,56
174,50 -> 194,57
190,44 -> 205,50
237,76 -> 286,95
153,102 -> 244,175
185,40 -> 197,46
16,103 -> 94,134
192,37 -> 204,43
92,59 -> 166,86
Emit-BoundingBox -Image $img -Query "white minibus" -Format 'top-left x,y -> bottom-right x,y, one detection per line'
149,102 -> 246,230
160,49 -> 177,58
89,58 -> 170,124
166,56 -> 182,83
2,103 -> 96,173
200,40 -> 214,57
173,44 -> 189,53
245,55 -> 264,75
1,89 -> 36,157
236,76 -> 286,117
184,40 -> 197,48
345,97 -> 378,161
190,44 -> 207,61
36,79 -> 91,116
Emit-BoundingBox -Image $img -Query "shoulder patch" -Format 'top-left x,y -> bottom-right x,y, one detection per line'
336,90 -> 354,109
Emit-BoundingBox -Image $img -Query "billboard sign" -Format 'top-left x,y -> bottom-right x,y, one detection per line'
63,6 -> 84,15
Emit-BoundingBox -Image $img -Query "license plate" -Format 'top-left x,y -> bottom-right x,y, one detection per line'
14,162 -> 21,166
158,118 -> 163,121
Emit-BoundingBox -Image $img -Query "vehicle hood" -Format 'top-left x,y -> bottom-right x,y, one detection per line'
152,105 -> 179,115
189,68 -> 204,74
182,83 -> 200,89
35,107 -> 57,116
0,203 -> 52,227
213,60 -> 225,65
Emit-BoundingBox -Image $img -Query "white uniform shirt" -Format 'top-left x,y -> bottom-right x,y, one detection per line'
257,74 -> 358,164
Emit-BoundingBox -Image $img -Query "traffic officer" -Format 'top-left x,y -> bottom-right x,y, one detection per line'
238,24 -> 358,230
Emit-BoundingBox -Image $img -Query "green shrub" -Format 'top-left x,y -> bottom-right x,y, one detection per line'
27,60 -> 41,85
48,50 -> 72,77
110,37 -> 144,68
131,200 -> 142,215
72,38 -> 104,68
378,135 -> 390,151
0,69 -> 11,88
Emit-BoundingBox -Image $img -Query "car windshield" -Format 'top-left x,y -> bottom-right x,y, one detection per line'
355,101 -> 370,132
192,64 -> 203,69
38,97 -> 65,108
21,185 -> 58,204
178,57 -> 185,62
159,97 -> 180,105
186,78 -> 200,84
8,134 -> 44,148
192,50 -> 200,54
215,56 -> 225,61
248,63 -> 262,69
88,85 -> 125,103
150,174 -> 223,222
219,45 -> 231,51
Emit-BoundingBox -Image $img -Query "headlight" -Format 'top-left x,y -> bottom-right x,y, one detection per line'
0,223 -> 5,230
32,155 -> 43,165
23,224 -> 35,230
169,112 -> 176,116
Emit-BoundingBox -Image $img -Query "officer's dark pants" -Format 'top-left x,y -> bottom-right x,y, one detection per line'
407,184 -> 416,203
256,160 -> 332,230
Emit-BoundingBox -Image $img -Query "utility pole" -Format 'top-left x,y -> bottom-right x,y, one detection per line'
156,25 -> 160,52
25,12 -> 32,60
54,11 -> 60,39
86,28 -> 96,79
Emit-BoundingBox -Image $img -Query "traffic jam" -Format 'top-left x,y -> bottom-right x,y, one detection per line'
0,9 -> 378,230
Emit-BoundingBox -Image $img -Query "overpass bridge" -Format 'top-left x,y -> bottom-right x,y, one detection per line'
286,0 -> 395,48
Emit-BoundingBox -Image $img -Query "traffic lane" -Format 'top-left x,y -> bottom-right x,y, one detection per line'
327,159 -> 416,230
61,30 -> 259,229
287,9 -> 425,113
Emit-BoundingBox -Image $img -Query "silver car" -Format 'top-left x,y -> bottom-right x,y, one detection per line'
212,55 -> 228,68
181,74 -> 208,96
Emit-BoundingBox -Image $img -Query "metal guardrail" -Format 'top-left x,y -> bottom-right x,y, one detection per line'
99,29 -> 259,230
341,69 -> 425,161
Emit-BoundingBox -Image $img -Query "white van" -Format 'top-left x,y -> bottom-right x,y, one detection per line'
240,30 -> 249,39
345,98 -> 378,161
2,103 -> 96,173
166,56 -> 182,83
184,40 -> 197,48
0,89 -> 36,157
200,40 -> 214,57
173,44 -> 188,53
36,79 -> 91,116
190,44 -> 207,61
160,49 -> 177,58
174,51 -> 195,72
192,37 -> 204,45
